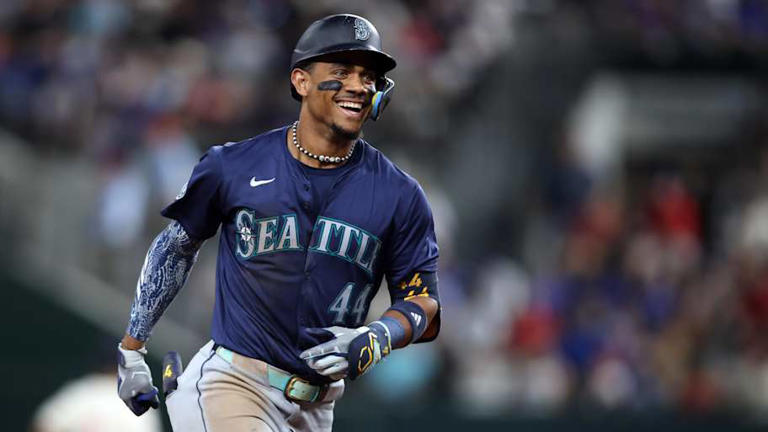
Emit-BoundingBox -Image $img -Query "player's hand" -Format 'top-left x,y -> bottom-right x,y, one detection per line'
300,324 -> 390,380
117,344 -> 160,416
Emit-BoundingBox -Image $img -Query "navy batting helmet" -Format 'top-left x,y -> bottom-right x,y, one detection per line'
289,14 -> 396,120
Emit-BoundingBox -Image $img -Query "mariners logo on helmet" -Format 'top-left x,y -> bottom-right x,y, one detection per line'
353,18 -> 370,41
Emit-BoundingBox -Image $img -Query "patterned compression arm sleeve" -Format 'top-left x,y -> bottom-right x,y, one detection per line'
126,221 -> 204,341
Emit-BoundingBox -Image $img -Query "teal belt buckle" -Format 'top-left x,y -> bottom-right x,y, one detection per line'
268,367 -> 320,402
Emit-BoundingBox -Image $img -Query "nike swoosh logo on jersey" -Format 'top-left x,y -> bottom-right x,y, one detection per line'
250,177 -> 275,187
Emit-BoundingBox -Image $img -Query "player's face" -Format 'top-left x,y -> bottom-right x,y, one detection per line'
304,62 -> 378,139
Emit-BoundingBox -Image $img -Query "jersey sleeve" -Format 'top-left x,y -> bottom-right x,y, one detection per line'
161,147 -> 223,240
384,183 -> 439,289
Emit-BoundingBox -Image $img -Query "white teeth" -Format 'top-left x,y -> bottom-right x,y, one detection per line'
337,101 -> 362,110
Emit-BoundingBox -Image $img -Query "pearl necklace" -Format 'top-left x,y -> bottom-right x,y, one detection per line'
292,121 -> 355,164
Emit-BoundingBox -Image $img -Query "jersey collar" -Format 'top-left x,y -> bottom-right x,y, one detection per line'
280,124 -> 366,182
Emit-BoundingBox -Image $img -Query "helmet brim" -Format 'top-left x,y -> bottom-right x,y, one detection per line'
291,45 -> 396,74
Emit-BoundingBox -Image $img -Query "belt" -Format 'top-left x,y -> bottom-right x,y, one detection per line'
214,345 -> 328,403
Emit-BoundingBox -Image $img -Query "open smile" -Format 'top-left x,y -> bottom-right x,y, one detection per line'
335,100 -> 367,118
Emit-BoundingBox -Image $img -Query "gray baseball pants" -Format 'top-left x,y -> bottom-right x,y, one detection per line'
166,341 -> 343,432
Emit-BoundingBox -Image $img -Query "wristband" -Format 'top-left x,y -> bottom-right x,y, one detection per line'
372,316 -> 407,349
118,344 -> 148,368
387,301 -> 428,344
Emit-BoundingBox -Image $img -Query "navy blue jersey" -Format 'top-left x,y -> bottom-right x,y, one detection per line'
299,162 -> 348,215
161,125 -> 439,382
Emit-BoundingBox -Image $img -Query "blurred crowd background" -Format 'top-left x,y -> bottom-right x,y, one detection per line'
2,0 -> 768,430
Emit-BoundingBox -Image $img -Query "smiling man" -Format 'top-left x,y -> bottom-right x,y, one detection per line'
116,14 -> 441,432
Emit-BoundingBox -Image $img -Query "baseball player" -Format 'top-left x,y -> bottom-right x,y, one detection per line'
116,14 -> 440,432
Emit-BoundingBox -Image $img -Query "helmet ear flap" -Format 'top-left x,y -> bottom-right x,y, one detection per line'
370,77 -> 394,121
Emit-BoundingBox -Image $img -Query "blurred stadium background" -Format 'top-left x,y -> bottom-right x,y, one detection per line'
2,0 -> 768,430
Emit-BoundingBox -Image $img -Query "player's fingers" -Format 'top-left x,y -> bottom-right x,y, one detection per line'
307,356 -> 341,371
300,343 -> 341,360
136,388 -> 160,408
318,360 -> 348,377
311,354 -> 345,370
301,348 -> 328,360
300,347 -> 325,360
127,388 -> 158,416
128,400 -> 150,416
